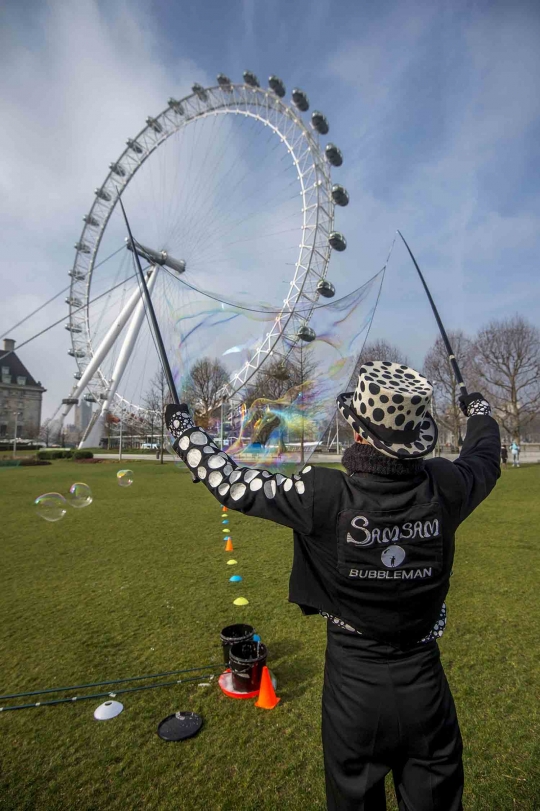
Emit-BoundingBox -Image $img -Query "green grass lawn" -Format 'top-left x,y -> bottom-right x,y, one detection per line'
0,460 -> 539,810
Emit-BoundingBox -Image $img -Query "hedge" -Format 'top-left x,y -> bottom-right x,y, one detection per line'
37,449 -> 73,460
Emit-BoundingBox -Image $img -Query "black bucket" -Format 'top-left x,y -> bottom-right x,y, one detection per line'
229,641 -> 267,693
220,624 -> 254,666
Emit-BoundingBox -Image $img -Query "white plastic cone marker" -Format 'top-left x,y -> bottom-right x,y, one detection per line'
94,700 -> 124,720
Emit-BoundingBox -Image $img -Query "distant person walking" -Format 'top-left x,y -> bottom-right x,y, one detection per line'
510,441 -> 520,467
501,444 -> 508,468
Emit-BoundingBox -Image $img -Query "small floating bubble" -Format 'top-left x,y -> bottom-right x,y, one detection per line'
68,482 -> 93,509
117,470 -> 134,487
34,493 -> 68,522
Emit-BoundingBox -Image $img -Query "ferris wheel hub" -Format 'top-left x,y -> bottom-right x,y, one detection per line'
125,239 -> 186,274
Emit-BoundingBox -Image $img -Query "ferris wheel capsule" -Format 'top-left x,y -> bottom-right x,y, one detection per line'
168,98 -> 185,115
74,242 -> 91,254
325,144 -> 343,167
268,75 -> 286,97
329,232 -> 347,251
126,138 -> 144,154
311,111 -> 329,135
292,88 -> 309,112
192,83 -> 208,102
109,162 -> 126,177
217,74 -> 233,90
297,325 -> 317,343
146,117 -> 163,133
95,187 -> 111,201
243,70 -> 260,87
317,280 -> 336,298
331,185 -> 349,206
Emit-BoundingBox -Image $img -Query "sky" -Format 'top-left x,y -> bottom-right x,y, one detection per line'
1,0 -> 539,420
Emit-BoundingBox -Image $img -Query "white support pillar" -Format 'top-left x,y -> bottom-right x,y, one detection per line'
62,273 -> 154,422
79,266 -> 159,449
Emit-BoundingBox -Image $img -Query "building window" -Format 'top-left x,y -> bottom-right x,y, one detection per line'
1,375 -> 10,385
1,367 -> 8,375
0,425 -> 6,437
17,376 -> 26,386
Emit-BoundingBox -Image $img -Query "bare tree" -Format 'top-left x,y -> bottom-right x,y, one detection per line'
181,358 -> 229,428
348,339 -> 409,389
423,331 -> 476,448
39,418 -> 54,447
473,315 -> 540,441
242,350 -> 319,452
144,369 -> 173,462
245,354 -> 316,406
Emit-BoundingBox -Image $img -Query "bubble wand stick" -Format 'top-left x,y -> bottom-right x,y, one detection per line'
397,230 -> 468,397
117,195 -> 179,405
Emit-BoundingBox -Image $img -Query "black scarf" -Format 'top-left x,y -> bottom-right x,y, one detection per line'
341,442 -> 425,478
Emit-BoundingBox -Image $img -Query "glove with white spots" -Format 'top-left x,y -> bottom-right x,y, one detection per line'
165,404 -> 195,441
458,392 -> 491,418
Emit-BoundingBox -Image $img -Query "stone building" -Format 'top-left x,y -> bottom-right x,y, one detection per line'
0,338 -> 46,440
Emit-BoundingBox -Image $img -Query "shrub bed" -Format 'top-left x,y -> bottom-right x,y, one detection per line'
72,450 -> 93,460
37,449 -> 73,460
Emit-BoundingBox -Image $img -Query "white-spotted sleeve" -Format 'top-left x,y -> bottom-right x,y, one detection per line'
169,417 -> 315,535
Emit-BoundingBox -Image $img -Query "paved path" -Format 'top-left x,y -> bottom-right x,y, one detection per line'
96,452 -> 540,464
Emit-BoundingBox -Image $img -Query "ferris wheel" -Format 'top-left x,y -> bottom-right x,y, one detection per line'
60,71 -> 349,447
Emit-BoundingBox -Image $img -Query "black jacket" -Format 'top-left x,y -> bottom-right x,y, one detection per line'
174,415 -> 500,648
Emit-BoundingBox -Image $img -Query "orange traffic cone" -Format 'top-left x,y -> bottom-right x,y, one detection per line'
255,666 -> 280,709
225,538 -> 234,552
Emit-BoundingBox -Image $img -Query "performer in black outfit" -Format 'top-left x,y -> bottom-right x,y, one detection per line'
165,360 -> 500,811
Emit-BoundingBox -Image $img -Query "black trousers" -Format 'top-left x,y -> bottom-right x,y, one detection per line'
322,623 -> 464,811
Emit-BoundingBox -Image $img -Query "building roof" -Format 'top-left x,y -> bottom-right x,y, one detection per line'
1,343 -> 44,389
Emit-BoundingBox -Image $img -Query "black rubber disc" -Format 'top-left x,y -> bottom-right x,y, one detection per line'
157,711 -> 203,742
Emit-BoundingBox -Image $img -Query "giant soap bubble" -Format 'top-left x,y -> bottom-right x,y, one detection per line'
164,269 -> 384,475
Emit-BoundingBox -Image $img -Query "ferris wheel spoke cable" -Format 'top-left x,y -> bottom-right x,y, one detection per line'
185,144 -> 302,257
186,188 -> 303,265
177,115 -> 278,249
0,244 -> 126,342
182,172 -> 301,264
0,270 -> 145,362
90,253 -> 131,344
172,127 -> 254,254
179,116 -> 281,243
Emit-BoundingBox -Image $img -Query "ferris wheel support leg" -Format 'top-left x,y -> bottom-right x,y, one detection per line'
79,266 -> 160,449
62,269 -> 156,422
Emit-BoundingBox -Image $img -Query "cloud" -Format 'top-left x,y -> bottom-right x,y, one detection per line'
0,0 -> 209,418
321,1 -> 540,369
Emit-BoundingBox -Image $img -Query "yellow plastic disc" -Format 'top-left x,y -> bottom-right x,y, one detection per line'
226,559 -> 237,565
233,597 -> 249,606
